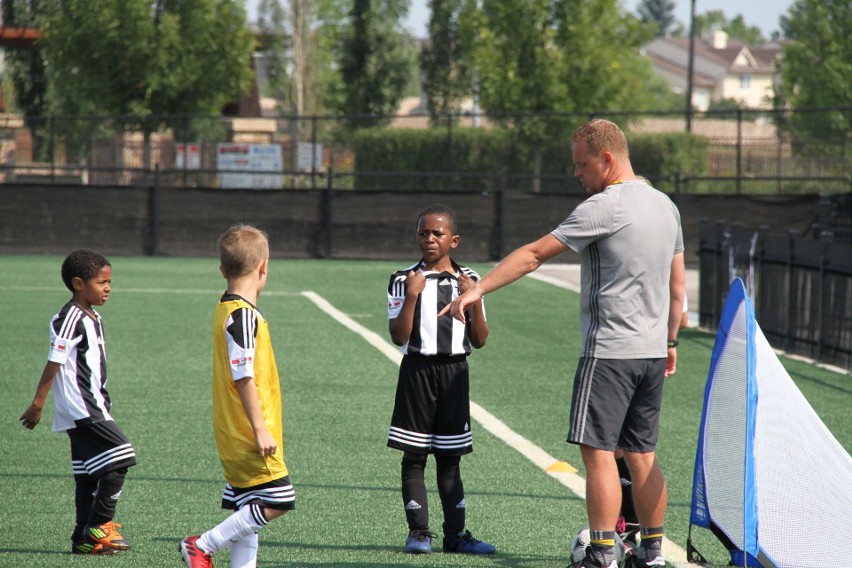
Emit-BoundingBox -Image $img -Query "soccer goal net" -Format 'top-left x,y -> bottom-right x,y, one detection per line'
688,278 -> 852,568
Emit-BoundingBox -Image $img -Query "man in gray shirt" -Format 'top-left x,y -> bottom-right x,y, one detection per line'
442,119 -> 685,568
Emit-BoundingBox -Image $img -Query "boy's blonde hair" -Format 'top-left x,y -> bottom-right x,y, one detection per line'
218,224 -> 269,278
571,119 -> 629,161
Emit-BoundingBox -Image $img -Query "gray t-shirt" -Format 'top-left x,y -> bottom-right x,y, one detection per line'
551,180 -> 683,359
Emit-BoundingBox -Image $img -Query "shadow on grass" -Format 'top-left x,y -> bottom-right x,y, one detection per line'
788,368 -> 852,396
152,536 -> 563,567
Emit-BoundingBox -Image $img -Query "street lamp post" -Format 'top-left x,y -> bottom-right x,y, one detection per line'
686,0 -> 696,132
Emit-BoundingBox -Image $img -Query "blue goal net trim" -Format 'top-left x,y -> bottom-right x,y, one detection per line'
689,278 -> 777,568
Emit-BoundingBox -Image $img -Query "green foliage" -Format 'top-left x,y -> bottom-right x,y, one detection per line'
351,125 -> 710,193
351,126 -> 512,190
43,0 -> 254,125
336,0 -> 418,125
421,0 -> 471,120
629,132 -> 710,191
695,10 -> 765,44
256,0 -> 291,106
774,0 -> 852,156
459,0 -> 656,137
637,0 -> 677,37
2,0 -> 55,160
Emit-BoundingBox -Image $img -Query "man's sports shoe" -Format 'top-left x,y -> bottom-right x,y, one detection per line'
87,521 -> 131,550
443,529 -> 496,554
179,535 -> 214,568
573,546 -> 618,568
627,544 -> 666,567
72,535 -> 122,555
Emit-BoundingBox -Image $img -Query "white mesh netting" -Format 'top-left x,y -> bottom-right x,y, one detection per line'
701,299 -> 852,567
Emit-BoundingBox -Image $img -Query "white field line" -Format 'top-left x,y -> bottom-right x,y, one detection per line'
301,290 -> 689,567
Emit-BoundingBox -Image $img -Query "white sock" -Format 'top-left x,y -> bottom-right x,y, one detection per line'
197,504 -> 267,554
230,532 -> 259,568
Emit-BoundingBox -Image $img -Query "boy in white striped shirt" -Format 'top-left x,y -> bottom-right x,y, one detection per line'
386,204 -> 494,555
20,249 -> 136,556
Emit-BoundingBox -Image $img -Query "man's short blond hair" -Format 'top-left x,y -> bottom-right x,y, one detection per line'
571,119 -> 629,161
218,224 -> 269,278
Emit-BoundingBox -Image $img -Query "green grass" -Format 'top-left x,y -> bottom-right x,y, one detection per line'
1,256 -> 849,567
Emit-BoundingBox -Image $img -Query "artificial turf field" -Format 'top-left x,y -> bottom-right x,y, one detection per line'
1,255 -> 849,568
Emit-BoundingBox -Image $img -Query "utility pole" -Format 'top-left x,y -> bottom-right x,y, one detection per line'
686,0 -> 696,132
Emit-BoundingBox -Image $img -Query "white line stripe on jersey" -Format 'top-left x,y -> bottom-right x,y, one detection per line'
302,289 -> 690,567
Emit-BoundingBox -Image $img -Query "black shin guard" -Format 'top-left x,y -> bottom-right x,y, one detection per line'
401,456 -> 429,531
88,468 -> 127,526
435,454 -> 465,537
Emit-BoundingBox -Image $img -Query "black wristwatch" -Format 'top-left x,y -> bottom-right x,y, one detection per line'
667,339 -> 679,348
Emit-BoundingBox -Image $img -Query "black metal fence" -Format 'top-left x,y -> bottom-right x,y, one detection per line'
2,107 -> 850,195
3,180 -> 847,265
699,219 -> 852,371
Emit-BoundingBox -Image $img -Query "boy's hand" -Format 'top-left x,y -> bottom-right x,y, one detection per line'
255,428 -> 278,457
20,405 -> 43,429
458,271 -> 476,294
406,270 -> 425,297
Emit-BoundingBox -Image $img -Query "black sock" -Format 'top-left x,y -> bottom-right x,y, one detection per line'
435,454 -> 465,538
616,457 -> 639,525
88,468 -> 127,527
73,477 -> 98,541
401,456 -> 429,531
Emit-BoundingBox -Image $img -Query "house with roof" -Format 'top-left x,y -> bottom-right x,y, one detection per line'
642,30 -> 783,111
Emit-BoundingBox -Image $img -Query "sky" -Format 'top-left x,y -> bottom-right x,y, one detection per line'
401,0 -> 795,38
245,0 -> 795,40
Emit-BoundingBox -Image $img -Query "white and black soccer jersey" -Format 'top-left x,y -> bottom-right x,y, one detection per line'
387,260 -> 485,356
46,301 -> 115,432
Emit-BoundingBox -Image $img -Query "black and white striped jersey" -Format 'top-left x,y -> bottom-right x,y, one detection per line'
387,260 -> 485,356
46,301 -> 113,432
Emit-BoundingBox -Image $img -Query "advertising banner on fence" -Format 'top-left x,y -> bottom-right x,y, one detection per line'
217,143 -> 283,189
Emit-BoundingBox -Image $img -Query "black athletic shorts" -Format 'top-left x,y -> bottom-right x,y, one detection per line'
67,420 -> 136,480
567,357 -> 666,452
387,355 -> 473,456
222,476 -> 296,511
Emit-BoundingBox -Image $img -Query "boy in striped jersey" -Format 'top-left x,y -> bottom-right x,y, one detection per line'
180,225 -> 294,568
20,249 -> 136,555
386,204 -> 495,555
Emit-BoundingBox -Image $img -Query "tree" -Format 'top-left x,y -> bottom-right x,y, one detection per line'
774,0 -> 852,155
459,0 -> 656,189
421,0 -> 470,121
2,0 -> 54,159
695,10 -> 765,44
256,0 -> 291,108
335,0 -> 417,126
722,15 -> 764,44
637,0 -> 676,37
43,0 -> 255,162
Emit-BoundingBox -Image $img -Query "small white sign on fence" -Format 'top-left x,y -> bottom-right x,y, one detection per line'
217,143 -> 283,189
297,142 -> 323,171
176,143 -> 201,170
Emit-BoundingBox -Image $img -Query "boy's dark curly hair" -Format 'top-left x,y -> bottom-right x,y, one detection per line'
61,249 -> 110,292
417,203 -> 457,233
